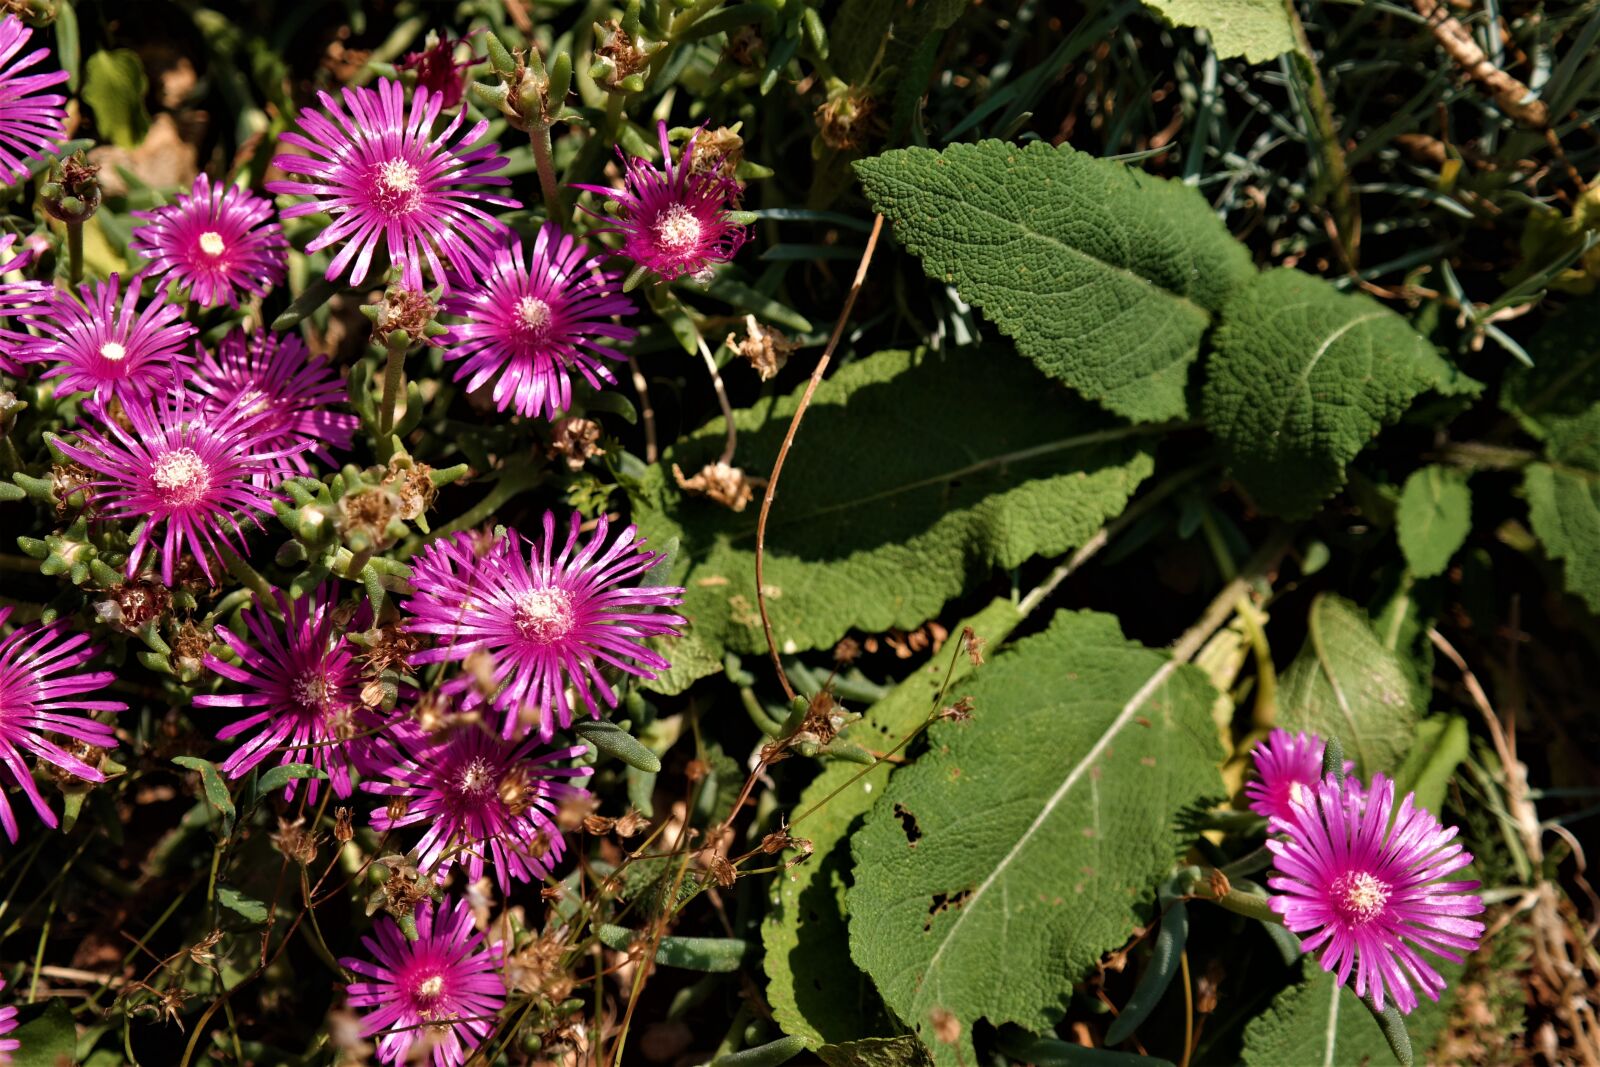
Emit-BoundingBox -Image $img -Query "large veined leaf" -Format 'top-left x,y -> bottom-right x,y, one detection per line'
1276,594 -> 1426,778
847,610 -> 1223,1065
763,598 -> 1023,1047
1397,465 -> 1472,579
1140,0 -> 1298,62
1242,958 -> 1463,1066
1501,293 -> 1600,610
856,141 -> 1255,422
830,0 -> 968,83
1203,269 -> 1477,518
9,998 -> 78,1067
633,347 -> 1155,689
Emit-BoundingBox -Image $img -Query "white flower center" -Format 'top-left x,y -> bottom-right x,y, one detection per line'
290,674 -> 330,712
151,447 -> 211,504
455,757 -> 495,796
100,341 -> 128,362
1287,780 -> 1307,807
515,296 -> 553,336
511,587 -> 575,644
653,203 -> 703,254
415,973 -> 445,1001
1331,870 -> 1391,925
371,158 -> 425,217
198,231 -> 226,256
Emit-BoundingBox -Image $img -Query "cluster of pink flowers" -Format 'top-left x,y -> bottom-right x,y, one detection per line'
1245,729 -> 1486,1015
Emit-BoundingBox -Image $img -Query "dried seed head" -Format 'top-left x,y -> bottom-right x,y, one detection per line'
375,285 -> 439,343
939,695 -> 976,723
270,817 -> 323,866
698,847 -> 736,887
334,806 -> 355,843
688,126 -> 745,181
556,793 -> 600,833
962,626 -> 986,666
684,759 -> 711,783
548,417 -> 605,471
187,929 -> 224,967
728,315 -> 795,381
672,461 -> 765,512
114,580 -> 171,630
614,809 -> 647,838
582,813 -> 616,835
50,461 -> 93,516
359,623 -> 423,675
815,85 -> 879,150
173,622 -> 211,674
337,487 -> 399,547
385,796 -> 410,823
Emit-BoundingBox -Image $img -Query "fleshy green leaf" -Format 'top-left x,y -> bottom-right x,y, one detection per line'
856,141 -> 1255,421
829,0 -> 968,83
1397,466 -> 1472,578
82,49 -> 152,148
173,755 -> 237,829
634,348 -> 1153,677
1139,0 -> 1298,62
847,610 -> 1223,1065
217,886 -> 270,924
1393,715 -> 1470,817
255,762 -> 327,796
9,998 -> 78,1067
1203,269 -> 1477,518
1276,594 -> 1426,778
763,597 -> 1023,1048
1242,958 -> 1462,1066
1524,463 -> 1600,611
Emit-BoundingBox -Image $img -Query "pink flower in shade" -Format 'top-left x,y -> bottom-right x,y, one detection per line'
396,34 -> 476,110
438,224 -> 637,419
195,585 -> 388,800
0,14 -> 68,185
193,328 -> 357,485
404,512 -> 685,740
0,977 -> 16,1062
1245,728 -> 1347,829
342,896 -> 506,1067
1267,773 -> 1486,1014
0,232 -> 52,374
130,173 -> 289,308
574,121 -> 747,282
268,78 -> 518,291
52,385 -> 292,585
20,272 -> 197,408
0,606 -> 126,842
364,725 -> 592,892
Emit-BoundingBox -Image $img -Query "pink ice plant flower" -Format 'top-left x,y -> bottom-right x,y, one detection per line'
0,976 -> 16,1062
404,513 -> 686,740
1245,728 -> 1350,829
0,606 -> 126,842
193,328 -> 358,485
342,896 -> 506,1067
0,232 -> 53,374
438,222 -> 637,419
1267,772 -> 1486,1014
573,121 -> 747,282
195,585 -> 388,800
130,173 -> 289,308
0,14 -> 68,186
268,78 -> 517,291
364,725 -> 592,893
20,272 -> 196,408
52,384 -> 294,585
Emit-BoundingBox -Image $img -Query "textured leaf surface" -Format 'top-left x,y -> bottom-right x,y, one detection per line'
848,610 -> 1222,1064
10,998 -> 78,1067
82,49 -> 151,148
1277,595 -> 1426,777
830,0 -> 969,83
1140,0 -> 1297,62
817,1036 -> 938,1067
1397,466 -> 1471,578
1204,269 -> 1476,518
763,598 -> 1022,1047
634,348 -> 1153,677
856,141 -> 1255,421
1242,958 -> 1462,1066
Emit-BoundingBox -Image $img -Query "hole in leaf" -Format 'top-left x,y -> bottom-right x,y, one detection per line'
923,888 -> 973,931
893,803 -> 921,845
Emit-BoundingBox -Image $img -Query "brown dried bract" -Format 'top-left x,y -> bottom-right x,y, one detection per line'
698,847 -> 737,887
672,461 -> 766,512
726,316 -> 795,381
270,817 -> 323,867
384,456 -> 438,520
115,580 -> 171,630
939,695 -> 976,723
689,126 -> 745,181
962,626 -> 986,666
51,461 -> 93,517
334,806 -> 355,843
548,417 -> 605,471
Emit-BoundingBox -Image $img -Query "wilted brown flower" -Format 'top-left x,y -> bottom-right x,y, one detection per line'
548,417 -> 605,471
727,315 -> 796,381
962,626 -> 986,666
271,816 -> 323,866
689,126 -> 745,181
673,460 -> 765,512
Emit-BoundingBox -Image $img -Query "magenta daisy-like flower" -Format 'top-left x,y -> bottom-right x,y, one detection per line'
194,328 -> 357,484
0,14 -> 68,186
0,976 -> 16,1062
1245,728 -> 1341,828
195,585 -> 386,800
343,895 -> 506,1067
574,121 -> 747,282
130,173 -> 289,308
405,512 -> 685,739
1267,773 -> 1486,1014
0,232 -> 52,374
0,606 -> 126,842
268,78 -> 517,291
439,223 -> 637,419
365,725 -> 592,892
21,272 -> 197,407
396,34 -> 476,110
52,385 -> 290,585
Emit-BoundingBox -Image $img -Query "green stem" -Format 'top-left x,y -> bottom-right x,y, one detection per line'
531,122 -> 564,223
1197,879 -> 1282,926
604,92 -> 625,142
1284,2 -> 1358,266
66,219 -> 82,285
413,465 -> 544,547
217,541 -> 277,611
377,336 -> 409,440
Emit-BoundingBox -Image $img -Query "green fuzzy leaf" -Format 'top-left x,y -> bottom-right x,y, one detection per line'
217,886 -> 270,924
858,142 -> 1254,421
1139,0 -> 1298,62
1277,595 -> 1426,778
763,597 -> 1023,1048
1397,466 -> 1472,578
633,347 -> 1152,672
817,1036 -> 937,1067
573,720 -> 662,773
848,610 -> 1223,1065
1203,269 -> 1477,518
710,1036 -> 808,1067
829,0 -> 968,84
1524,463 -> 1600,611
255,762 -> 328,796
173,755 -> 237,829
82,49 -> 152,148
9,998 -> 78,1067
1393,715 -> 1470,817
1242,958 -> 1462,1066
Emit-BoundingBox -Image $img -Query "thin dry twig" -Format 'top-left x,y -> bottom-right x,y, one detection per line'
754,214 -> 885,702
1411,0 -> 1548,127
